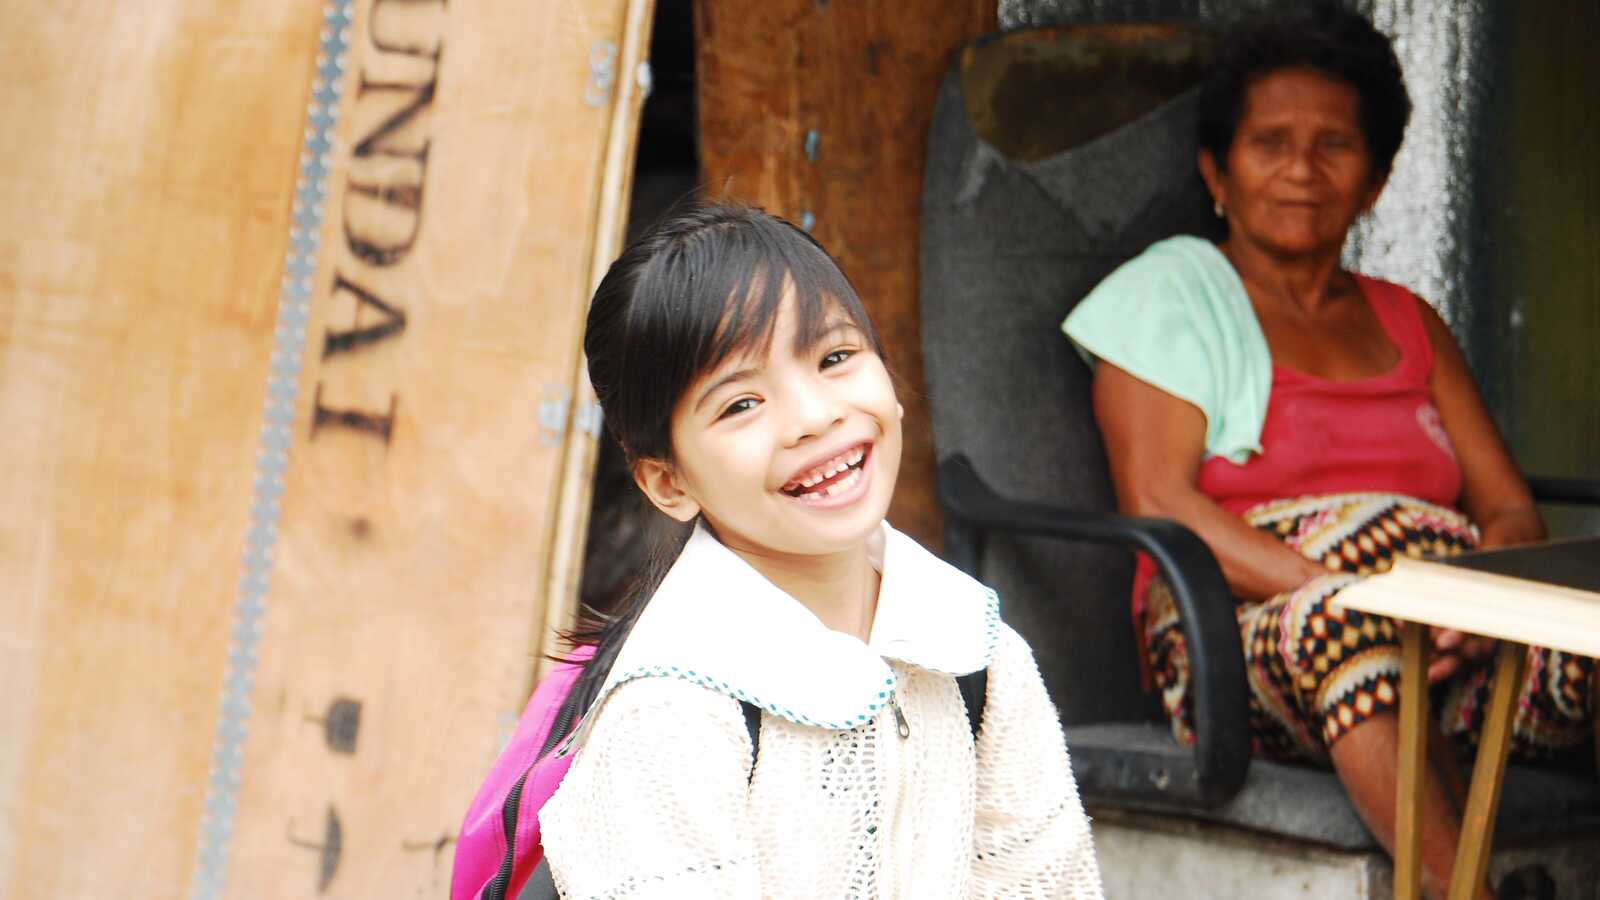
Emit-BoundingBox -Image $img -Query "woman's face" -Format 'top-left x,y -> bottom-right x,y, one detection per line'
637,288 -> 903,563
1201,66 -> 1385,259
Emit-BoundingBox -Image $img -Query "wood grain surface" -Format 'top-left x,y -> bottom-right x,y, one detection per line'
693,0 -> 998,551
0,5 -> 326,895
0,0 -> 647,895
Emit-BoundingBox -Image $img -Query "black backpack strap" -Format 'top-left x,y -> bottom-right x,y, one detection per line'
742,671 -> 985,782
741,701 -> 762,782
956,668 -> 988,740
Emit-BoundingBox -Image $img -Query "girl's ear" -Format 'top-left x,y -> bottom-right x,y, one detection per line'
633,457 -> 701,523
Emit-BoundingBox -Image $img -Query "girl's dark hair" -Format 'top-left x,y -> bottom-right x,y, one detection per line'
1198,3 -> 1412,182
561,202 -> 881,700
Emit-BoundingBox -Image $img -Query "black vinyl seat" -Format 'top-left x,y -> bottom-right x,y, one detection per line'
918,24 -> 1600,851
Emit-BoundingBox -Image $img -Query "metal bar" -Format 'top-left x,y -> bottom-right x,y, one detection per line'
187,4 -> 354,897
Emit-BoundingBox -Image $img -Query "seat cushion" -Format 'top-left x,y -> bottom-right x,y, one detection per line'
1067,722 -> 1600,850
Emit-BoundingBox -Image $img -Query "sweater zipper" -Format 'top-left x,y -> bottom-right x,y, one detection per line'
885,690 -> 914,897
889,695 -> 911,739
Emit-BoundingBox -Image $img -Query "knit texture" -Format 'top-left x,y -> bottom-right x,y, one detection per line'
540,624 -> 1103,899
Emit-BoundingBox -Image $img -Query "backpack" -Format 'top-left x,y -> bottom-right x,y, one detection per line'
450,645 -> 988,900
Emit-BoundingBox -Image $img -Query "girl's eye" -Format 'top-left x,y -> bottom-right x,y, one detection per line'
821,348 -> 856,369
717,397 -> 759,420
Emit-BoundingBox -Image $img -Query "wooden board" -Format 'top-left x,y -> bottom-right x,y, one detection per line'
693,0 -> 998,551
1335,548 -> 1600,658
0,5 -> 327,895
0,0 -> 652,895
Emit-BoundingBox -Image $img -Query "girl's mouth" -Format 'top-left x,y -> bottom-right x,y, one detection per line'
780,443 -> 870,501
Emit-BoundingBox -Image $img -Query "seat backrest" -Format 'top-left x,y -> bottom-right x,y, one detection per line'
919,25 -> 1217,726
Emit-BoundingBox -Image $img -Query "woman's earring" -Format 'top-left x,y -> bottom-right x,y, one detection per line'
1214,200 -> 1225,218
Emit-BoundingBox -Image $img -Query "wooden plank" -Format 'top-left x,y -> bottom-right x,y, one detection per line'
0,5 -> 325,895
0,0 -> 648,895
1335,556 -> 1600,658
693,0 -> 999,550
214,1 -> 647,896
1394,621 -> 1430,900
537,0 -> 659,682
1446,640 -> 1529,900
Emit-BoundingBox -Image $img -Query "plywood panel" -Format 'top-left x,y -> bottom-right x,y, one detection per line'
212,1 -> 651,896
0,0 -> 650,895
693,0 -> 998,551
0,5 -> 324,895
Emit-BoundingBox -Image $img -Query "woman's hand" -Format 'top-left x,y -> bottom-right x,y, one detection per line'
1475,506 -> 1545,550
1427,627 -> 1498,684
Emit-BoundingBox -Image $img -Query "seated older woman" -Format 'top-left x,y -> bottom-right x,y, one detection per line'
1064,7 -> 1594,900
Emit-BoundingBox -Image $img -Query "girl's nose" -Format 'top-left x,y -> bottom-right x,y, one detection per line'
782,378 -> 845,445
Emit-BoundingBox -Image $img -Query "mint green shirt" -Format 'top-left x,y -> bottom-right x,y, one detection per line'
1061,236 -> 1271,464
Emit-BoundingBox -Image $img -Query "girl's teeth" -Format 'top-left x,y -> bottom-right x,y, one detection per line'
795,465 -> 862,501
785,445 -> 869,497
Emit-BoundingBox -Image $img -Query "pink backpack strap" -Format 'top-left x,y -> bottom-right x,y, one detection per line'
451,645 -> 595,900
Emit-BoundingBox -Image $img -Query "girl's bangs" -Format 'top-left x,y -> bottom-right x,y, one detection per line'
612,208 -> 880,462
700,233 -> 878,380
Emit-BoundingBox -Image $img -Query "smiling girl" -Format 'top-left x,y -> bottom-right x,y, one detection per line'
538,204 -> 1103,898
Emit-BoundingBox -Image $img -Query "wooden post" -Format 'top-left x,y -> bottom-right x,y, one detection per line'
1396,620 -> 1431,900
1447,640 -> 1529,900
693,0 -> 999,550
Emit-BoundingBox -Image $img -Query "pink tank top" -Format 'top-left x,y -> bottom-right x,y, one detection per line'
1195,275 -> 1463,514
1130,277 -> 1464,669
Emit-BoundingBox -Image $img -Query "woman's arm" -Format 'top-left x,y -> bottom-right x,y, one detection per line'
1092,361 -> 1325,601
1417,301 -> 1545,549
1417,301 -> 1544,680
970,625 -> 1103,899
540,679 -> 760,899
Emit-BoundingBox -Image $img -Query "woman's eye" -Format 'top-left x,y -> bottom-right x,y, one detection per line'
718,397 -> 759,420
821,348 -> 856,369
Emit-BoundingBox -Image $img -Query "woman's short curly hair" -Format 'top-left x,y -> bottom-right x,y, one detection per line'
1198,3 -> 1412,182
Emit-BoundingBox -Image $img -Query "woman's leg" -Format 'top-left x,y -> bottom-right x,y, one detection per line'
1429,719 -> 1468,816
1329,712 -> 1490,900
1258,575 -> 1487,899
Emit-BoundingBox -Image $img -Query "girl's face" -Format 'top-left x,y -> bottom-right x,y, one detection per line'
636,289 -> 902,562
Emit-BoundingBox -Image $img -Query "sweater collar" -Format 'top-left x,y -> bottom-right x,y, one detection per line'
566,520 -> 999,748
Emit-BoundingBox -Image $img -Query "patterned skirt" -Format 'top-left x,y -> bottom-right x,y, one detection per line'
1145,493 -> 1596,765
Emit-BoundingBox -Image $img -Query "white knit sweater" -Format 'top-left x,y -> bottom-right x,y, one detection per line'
541,522 -> 1103,899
